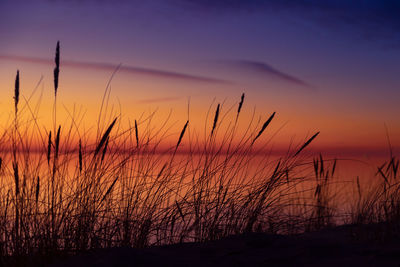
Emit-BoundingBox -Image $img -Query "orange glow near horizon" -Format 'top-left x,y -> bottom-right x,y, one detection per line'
0,58 -> 399,159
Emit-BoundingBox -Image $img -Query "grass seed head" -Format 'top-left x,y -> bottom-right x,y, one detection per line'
14,70 -> 20,114
55,126 -> 61,159
252,112 -> 275,145
237,93 -> 245,117
54,41 -> 60,97
13,162 -> 19,196
211,104 -> 220,136
35,176 -> 40,204
135,120 -> 139,148
294,131 -> 320,156
47,131 -> 52,165
176,120 -> 189,150
95,117 -> 117,156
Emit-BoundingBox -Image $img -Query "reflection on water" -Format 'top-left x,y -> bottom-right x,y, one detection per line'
0,150 -> 390,216
0,145 -> 396,253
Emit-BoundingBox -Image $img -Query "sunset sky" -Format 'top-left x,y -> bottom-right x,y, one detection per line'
1,0 -> 400,156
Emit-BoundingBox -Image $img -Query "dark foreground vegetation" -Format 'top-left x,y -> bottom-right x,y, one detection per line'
1,43 -> 399,266
50,225 -> 400,267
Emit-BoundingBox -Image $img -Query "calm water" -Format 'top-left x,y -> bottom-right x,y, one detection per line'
0,150 -> 392,219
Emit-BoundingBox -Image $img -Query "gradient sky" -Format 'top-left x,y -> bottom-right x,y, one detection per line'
1,0 -> 400,156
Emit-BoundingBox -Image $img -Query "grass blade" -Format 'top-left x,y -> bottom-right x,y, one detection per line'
13,162 -> 19,196
100,176 -> 119,203
79,139 -> 82,173
101,136 -> 109,163
175,201 -> 185,222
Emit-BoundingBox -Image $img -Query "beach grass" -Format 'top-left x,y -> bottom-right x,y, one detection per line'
0,42 -> 398,266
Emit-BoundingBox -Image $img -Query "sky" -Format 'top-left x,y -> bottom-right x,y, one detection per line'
1,0 -> 400,156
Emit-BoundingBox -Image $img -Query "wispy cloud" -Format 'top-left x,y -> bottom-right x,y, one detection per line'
223,60 -> 312,88
0,54 -> 229,84
138,96 -> 182,104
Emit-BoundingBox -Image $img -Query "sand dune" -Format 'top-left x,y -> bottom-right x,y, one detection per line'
48,224 -> 400,267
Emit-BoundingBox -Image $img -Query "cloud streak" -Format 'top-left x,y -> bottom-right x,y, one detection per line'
224,60 -> 312,88
0,54 -> 229,84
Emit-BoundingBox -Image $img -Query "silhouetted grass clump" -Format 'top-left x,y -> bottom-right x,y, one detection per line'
0,42 -> 398,266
